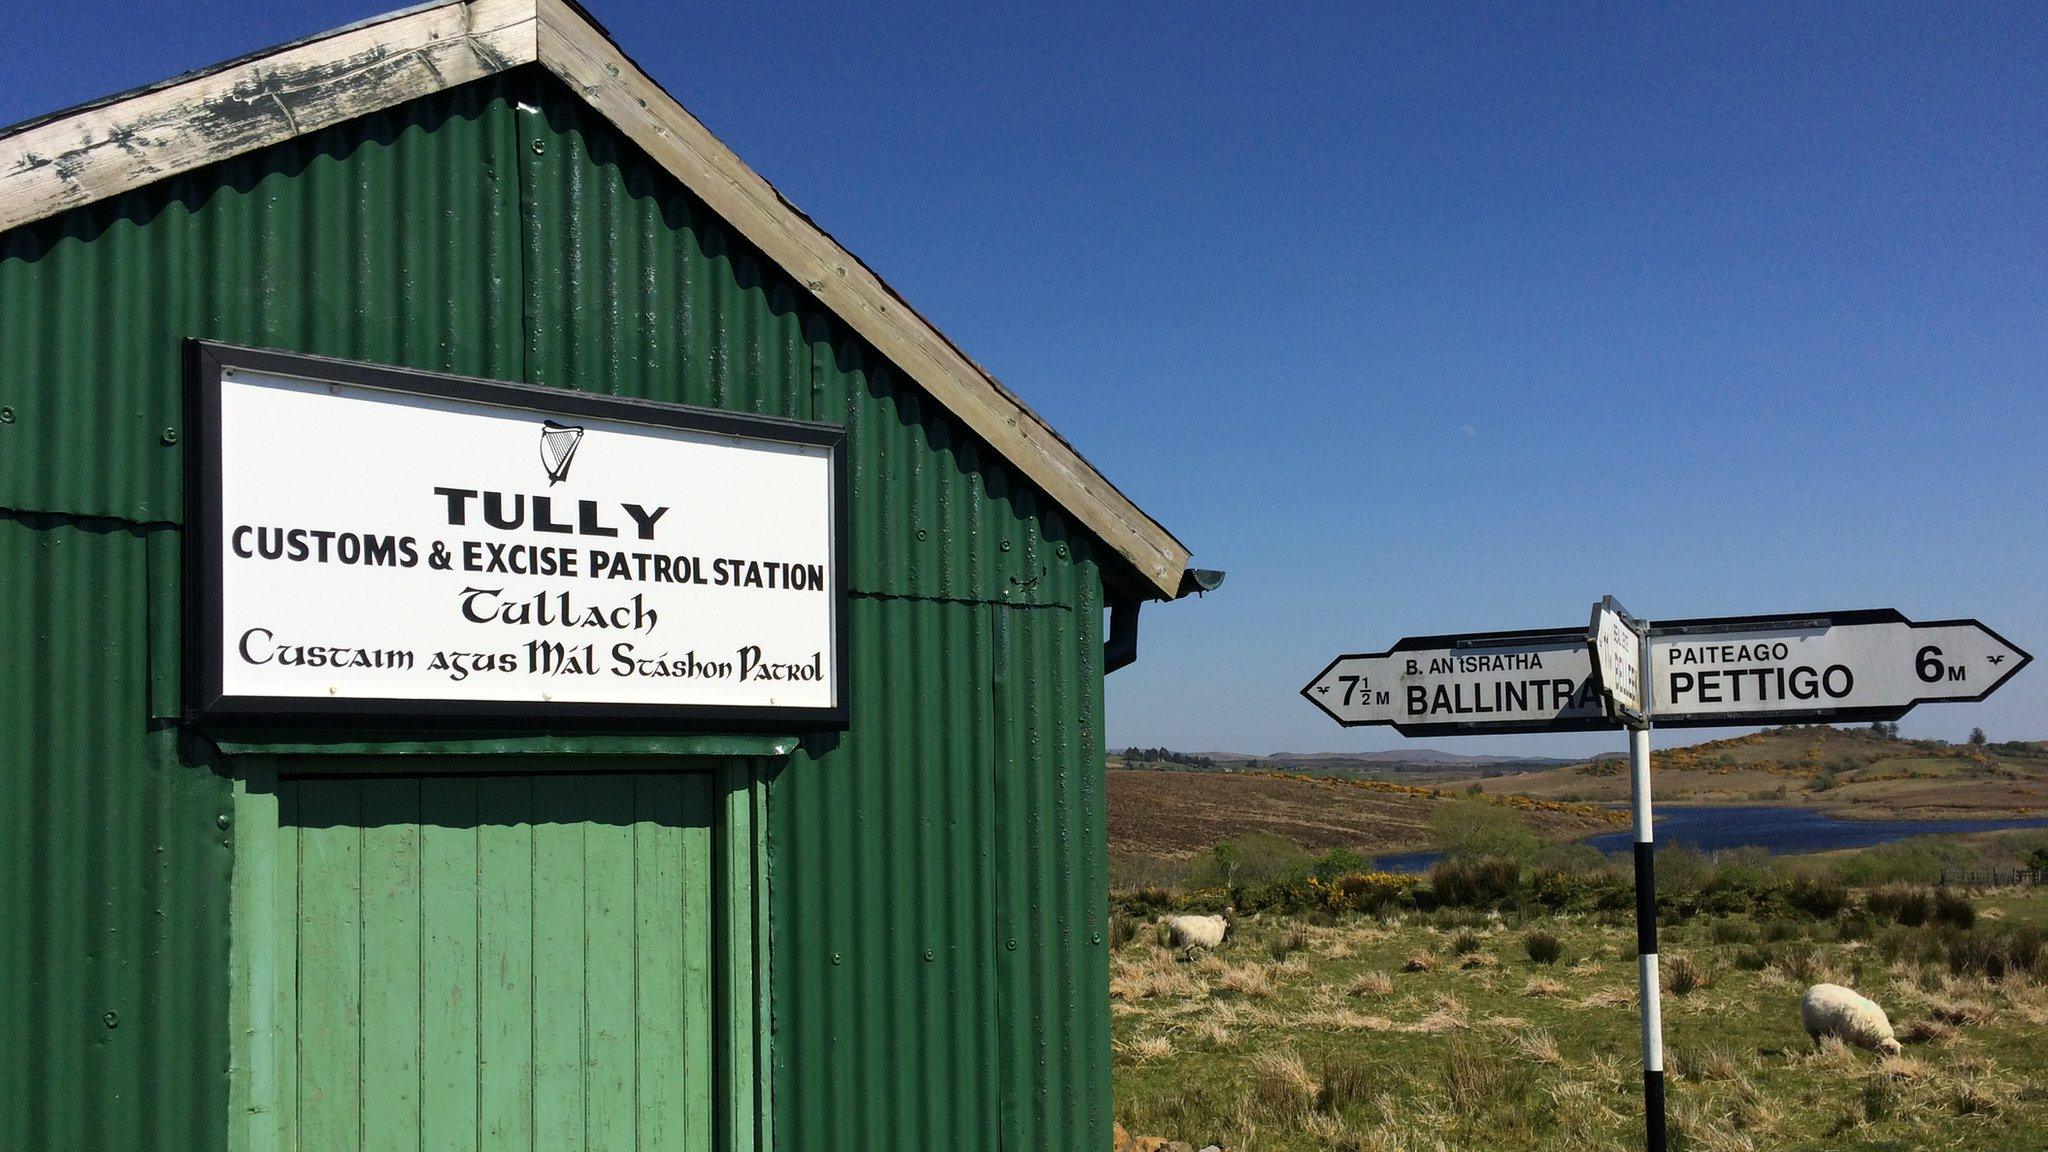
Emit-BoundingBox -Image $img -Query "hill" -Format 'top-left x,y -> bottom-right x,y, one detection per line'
1113,748 -> 1577,786
1471,725 -> 2048,818
1106,768 -> 1622,860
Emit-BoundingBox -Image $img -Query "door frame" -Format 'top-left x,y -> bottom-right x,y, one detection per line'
225,757 -> 774,1152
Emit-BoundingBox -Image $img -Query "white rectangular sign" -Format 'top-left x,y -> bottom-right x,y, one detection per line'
188,343 -> 847,728
1589,598 -> 1646,723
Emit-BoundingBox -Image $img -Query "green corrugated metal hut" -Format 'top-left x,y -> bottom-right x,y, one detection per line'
0,4 -> 1212,1150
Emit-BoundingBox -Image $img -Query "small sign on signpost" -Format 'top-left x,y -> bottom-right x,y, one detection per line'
1589,596 -> 1646,725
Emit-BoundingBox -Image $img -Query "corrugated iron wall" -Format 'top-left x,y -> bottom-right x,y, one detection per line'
0,67 -> 1112,1152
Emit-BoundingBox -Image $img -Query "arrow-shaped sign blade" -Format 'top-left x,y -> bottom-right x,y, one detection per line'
1650,611 -> 2033,726
1301,629 -> 1613,736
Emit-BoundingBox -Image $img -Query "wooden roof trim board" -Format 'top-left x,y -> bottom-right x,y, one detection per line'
0,0 -> 1195,597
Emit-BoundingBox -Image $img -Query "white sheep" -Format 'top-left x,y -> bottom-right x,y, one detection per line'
1801,983 -> 1902,1057
1163,913 -> 1228,954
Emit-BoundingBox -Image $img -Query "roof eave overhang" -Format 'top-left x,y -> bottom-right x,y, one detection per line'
0,0 -> 1195,597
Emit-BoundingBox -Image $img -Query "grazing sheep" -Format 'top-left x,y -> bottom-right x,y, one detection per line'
1801,983 -> 1902,1056
1163,913 -> 1228,953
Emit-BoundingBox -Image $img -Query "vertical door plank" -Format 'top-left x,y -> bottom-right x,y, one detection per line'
679,773 -> 715,1150
420,778 -> 481,1152
296,779 -> 365,1152
633,774 -> 687,1150
476,777 -> 535,1152
360,778 -> 424,1152
275,780 -> 301,1150
531,776 -> 588,1150
584,776 -> 638,1151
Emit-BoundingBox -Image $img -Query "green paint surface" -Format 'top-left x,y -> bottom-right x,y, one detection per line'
275,772 -> 716,1152
5,62 -> 1117,1152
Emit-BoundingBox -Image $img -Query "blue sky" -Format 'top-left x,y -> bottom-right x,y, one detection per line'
6,2 -> 2043,757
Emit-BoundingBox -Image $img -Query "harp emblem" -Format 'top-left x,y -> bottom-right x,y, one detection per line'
538,421 -> 585,485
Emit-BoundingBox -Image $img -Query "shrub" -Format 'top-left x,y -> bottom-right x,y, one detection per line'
1109,910 -> 1137,950
1867,884 -> 1930,927
1773,944 -> 1823,985
1763,918 -> 1805,943
1251,1049 -> 1320,1121
1442,1038 -> 1509,1111
1665,954 -> 1710,996
1944,924 -> 2045,982
1189,831 -> 1310,890
1430,855 -> 1521,907
1710,918 -> 1760,946
1317,1056 -> 1372,1115
1787,873 -> 1848,919
1432,799 -> 1542,861
1733,945 -> 1773,972
1932,887 -> 1975,930
1523,929 -> 1563,965
1268,924 -> 1309,961
1450,929 -> 1484,956
1310,847 -> 1372,882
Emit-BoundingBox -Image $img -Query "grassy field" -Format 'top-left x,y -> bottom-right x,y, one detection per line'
1109,857 -> 2048,1150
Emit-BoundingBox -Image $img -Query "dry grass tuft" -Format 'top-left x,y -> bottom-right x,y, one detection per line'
1348,969 -> 1394,998
1252,1047 -> 1321,1119
1126,1034 -> 1174,1062
1441,1036 -> 1509,1111
1877,1052 -> 1930,1080
1403,950 -> 1436,973
1513,1027 -> 1564,1066
1673,1044 -> 1740,1081
1921,993 -> 1991,1026
1665,953 -> 1713,996
1109,953 -> 1201,1001
1899,1016 -> 1954,1045
1522,976 -> 1567,998
1218,963 -> 1276,999
1413,993 -> 1469,1034
1579,986 -> 1634,1009
1805,1035 -> 1861,1072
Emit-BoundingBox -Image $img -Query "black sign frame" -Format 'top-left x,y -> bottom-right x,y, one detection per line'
183,340 -> 852,732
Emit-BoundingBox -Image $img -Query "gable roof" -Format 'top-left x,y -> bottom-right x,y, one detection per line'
0,0 -> 1194,597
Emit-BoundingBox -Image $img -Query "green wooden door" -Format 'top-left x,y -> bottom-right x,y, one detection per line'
274,772 -> 716,1152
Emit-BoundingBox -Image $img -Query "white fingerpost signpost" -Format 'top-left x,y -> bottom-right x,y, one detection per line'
1302,601 -> 2031,1152
1587,597 -> 1664,1151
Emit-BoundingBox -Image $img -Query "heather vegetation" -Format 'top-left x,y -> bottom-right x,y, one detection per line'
1109,824 -> 2048,1150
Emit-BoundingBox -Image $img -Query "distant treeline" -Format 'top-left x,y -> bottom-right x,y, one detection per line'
1122,746 -> 1215,769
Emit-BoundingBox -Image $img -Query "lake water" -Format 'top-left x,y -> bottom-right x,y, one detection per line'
1374,805 -> 2048,874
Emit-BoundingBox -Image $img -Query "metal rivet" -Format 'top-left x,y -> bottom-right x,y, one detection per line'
531,140 -> 547,155
999,540 -> 1012,552
161,428 -> 179,445
103,1012 -> 118,1028
216,813 -> 231,829
923,949 -> 935,962
1091,933 -> 1101,945
916,529 -> 927,541
1058,544 -> 1069,558
0,406 -> 13,423
1006,939 -> 1017,951
831,952 -> 842,966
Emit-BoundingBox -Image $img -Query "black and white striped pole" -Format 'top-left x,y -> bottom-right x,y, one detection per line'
1589,598 -> 1664,1152
1629,717 -> 1665,1151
